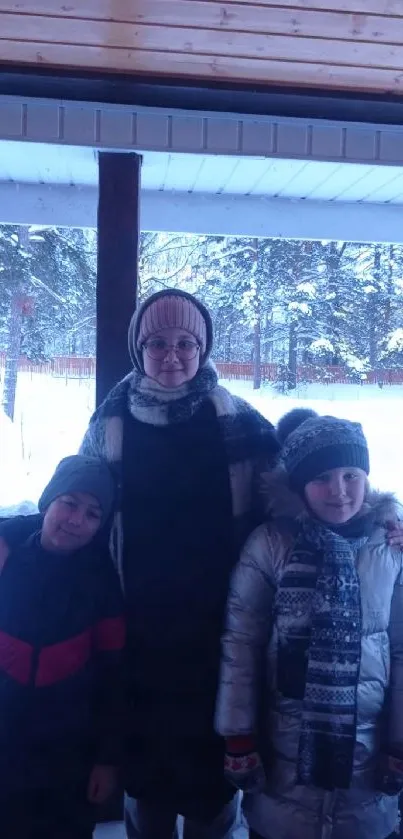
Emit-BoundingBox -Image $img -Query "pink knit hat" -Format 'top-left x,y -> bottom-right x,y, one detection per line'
138,294 -> 207,352
128,289 -> 213,372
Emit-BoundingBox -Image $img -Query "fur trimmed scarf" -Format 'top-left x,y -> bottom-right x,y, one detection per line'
80,363 -> 279,586
277,513 -> 374,791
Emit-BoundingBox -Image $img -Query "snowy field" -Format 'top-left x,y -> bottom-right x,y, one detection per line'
0,372 -> 402,511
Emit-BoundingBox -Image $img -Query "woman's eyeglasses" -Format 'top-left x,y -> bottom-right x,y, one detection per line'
143,339 -> 201,360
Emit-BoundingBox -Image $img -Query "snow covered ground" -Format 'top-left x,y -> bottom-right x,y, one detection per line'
0,372 -> 94,510
0,372 -> 402,510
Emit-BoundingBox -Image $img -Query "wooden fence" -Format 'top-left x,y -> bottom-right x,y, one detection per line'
0,353 -> 96,378
216,362 -> 403,385
0,355 -> 402,385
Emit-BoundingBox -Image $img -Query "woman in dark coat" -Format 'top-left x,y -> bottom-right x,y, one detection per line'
80,288 -> 280,838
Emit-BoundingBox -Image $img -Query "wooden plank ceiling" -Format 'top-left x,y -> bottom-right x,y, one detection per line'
0,0 -> 403,95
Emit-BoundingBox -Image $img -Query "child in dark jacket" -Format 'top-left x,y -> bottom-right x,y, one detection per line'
0,455 -> 125,839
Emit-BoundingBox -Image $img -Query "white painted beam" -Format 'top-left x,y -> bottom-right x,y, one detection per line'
0,181 -> 403,244
0,183 -> 96,228
141,192 -> 403,243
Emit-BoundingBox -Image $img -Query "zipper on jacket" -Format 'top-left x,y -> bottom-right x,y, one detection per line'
320,791 -> 337,839
28,551 -> 50,688
29,645 -> 41,687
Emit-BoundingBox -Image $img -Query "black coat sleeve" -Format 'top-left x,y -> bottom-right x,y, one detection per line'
92,553 -> 126,766
0,514 -> 43,549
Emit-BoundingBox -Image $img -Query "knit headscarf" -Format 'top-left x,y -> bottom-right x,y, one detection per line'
128,289 -> 214,374
38,455 -> 115,526
276,412 -> 371,792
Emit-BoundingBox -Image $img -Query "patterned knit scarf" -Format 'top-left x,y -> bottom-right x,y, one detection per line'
81,362 -> 279,586
277,516 -> 370,791
128,363 -> 218,426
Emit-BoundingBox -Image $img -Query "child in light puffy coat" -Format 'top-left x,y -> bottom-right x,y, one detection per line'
216,412 -> 403,839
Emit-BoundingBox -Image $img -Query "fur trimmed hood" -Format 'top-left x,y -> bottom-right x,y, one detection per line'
264,465 -> 402,528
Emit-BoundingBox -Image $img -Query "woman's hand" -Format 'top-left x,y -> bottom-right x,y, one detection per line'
386,520 -> 403,548
87,764 -> 117,805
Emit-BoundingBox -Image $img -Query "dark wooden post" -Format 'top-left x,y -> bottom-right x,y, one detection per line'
96,152 -> 142,407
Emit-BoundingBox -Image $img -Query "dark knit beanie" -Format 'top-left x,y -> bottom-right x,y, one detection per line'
281,414 -> 370,492
277,408 -> 318,445
128,288 -> 214,373
38,455 -> 115,525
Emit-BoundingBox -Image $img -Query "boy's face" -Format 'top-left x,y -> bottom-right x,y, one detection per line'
41,491 -> 102,553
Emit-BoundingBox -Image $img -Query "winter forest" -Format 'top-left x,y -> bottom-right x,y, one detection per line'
0,222 -> 403,509
1,224 -> 403,418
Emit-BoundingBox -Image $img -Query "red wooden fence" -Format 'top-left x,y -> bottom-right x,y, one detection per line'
0,353 -> 96,377
215,363 -> 403,385
0,354 -> 402,385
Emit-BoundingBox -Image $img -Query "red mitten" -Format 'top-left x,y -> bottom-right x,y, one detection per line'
224,735 -> 266,793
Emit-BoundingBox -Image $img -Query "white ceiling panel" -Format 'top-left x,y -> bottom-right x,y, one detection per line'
388,188 -> 403,204
307,164 -> 375,201
141,152 -> 170,191
191,156 -> 240,193
220,157 -> 269,195
0,142 -> 97,185
335,167 -> 403,202
361,170 -> 403,203
3,140 -> 403,208
248,159 -> 308,197
277,161 -> 340,199
161,154 -> 204,192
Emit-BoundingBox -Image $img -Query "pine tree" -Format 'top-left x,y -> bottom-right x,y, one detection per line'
0,226 -> 34,418
26,227 -> 97,358
1,224 -> 403,397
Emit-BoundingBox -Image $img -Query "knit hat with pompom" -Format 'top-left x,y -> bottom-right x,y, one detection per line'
278,409 -> 369,492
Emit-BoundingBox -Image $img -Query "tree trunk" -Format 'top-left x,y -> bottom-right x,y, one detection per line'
252,238 -> 262,390
327,241 -> 347,364
224,329 -> 232,362
2,293 -> 24,420
253,319 -> 261,390
383,245 -> 394,338
2,228 -> 30,421
369,246 -> 381,367
288,320 -> 298,390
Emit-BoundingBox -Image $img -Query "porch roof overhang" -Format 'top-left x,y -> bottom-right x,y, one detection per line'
2,95 -> 403,242
2,140 -> 403,242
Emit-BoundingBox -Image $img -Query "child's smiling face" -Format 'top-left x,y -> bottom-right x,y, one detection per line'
304,467 -> 367,524
41,491 -> 102,552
